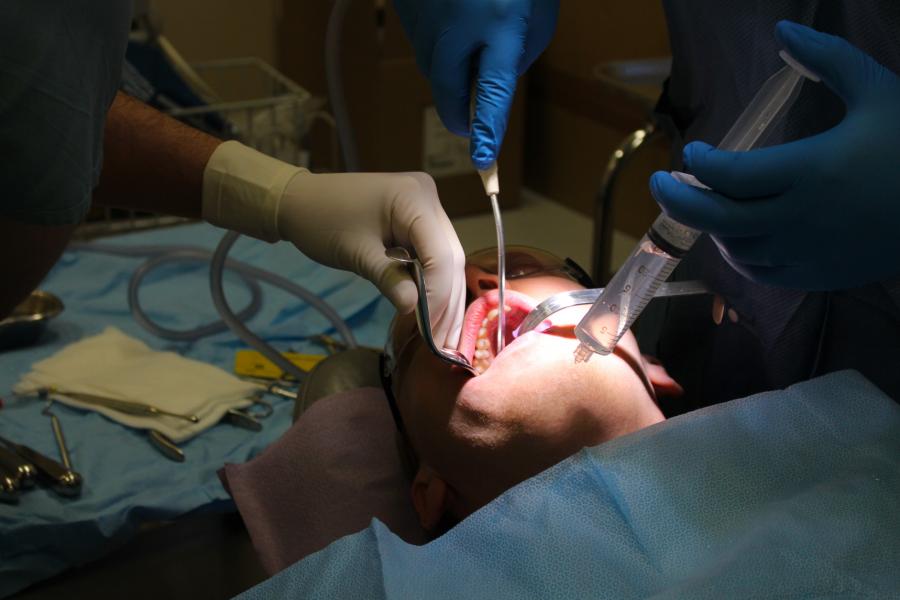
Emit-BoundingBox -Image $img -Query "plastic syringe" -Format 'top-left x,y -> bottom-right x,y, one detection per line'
573,50 -> 820,361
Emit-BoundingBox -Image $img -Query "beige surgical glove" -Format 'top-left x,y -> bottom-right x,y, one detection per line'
201,141 -> 466,349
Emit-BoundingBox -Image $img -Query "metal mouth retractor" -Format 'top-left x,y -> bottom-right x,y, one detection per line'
385,247 -> 478,376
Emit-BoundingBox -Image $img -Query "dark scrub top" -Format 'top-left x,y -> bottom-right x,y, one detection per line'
645,1 -> 900,413
0,1 -> 131,224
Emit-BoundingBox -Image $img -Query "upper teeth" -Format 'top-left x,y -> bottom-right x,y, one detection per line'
472,305 -> 507,375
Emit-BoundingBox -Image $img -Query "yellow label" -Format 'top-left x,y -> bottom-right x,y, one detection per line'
234,350 -> 326,380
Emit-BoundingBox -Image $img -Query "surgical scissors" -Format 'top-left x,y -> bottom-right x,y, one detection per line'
385,248 -> 478,376
517,280 -> 711,336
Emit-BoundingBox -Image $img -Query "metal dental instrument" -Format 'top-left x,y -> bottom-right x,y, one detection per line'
574,50 -> 820,361
385,247 -> 479,376
222,393 -> 271,431
471,90 -> 508,354
517,281 -> 711,336
41,398 -> 77,484
148,429 -> 185,462
244,378 -> 298,401
47,389 -> 200,423
478,163 -> 507,354
0,446 -> 36,489
224,409 -> 263,431
0,435 -> 82,497
0,467 -> 18,504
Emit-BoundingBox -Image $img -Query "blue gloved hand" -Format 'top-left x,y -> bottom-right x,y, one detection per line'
393,0 -> 559,170
650,21 -> 900,290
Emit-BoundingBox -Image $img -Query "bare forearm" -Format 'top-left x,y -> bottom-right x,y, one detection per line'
92,92 -> 221,218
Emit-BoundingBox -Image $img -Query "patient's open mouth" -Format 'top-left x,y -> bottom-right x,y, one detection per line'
459,290 -> 535,375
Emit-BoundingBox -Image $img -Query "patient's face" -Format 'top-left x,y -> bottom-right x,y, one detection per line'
388,250 -> 675,530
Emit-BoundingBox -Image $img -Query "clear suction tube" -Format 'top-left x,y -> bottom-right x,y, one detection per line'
575,51 -> 816,358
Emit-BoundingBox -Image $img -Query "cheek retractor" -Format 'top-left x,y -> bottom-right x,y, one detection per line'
385,247 -> 478,376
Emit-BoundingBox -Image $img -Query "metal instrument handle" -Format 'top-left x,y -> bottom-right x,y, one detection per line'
148,430 -> 185,462
57,391 -> 200,423
224,409 -> 263,431
0,437 -> 82,496
0,469 -> 18,503
0,446 -> 36,488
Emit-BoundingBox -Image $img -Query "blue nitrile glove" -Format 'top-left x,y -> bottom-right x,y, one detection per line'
393,0 -> 559,170
650,21 -> 900,290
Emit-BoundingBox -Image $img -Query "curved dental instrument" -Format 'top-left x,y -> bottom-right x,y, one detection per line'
518,281 -> 711,337
40,397 -> 81,497
148,429 -> 185,462
385,247 -> 479,376
477,163 -> 507,355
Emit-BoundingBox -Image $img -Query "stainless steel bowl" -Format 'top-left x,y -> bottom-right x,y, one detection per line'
0,290 -> 64,351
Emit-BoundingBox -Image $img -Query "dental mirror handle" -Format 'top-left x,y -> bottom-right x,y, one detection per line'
0,467 -> 18,503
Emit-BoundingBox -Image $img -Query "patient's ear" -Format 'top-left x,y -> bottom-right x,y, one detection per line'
642,355 -> 684,398
411,466 -> 449,531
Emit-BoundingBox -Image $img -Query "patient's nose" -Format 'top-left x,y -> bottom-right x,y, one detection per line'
464,265 -> 500,300
477,277 -> 498,291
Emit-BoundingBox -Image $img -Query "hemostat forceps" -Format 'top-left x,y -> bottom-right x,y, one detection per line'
385,247 -> 478,376
517,281 -> 711,336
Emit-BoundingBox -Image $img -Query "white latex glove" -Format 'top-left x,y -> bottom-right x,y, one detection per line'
202,141 -> 466,349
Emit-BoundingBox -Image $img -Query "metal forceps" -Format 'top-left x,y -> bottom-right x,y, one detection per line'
385,248 -> 478,376
517,280 -> 711,336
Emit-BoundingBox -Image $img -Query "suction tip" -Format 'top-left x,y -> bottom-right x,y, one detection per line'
478,163 -> 500,197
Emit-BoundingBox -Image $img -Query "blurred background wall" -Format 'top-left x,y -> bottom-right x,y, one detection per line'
141,0 -> 671,234
149,0 -> 280,65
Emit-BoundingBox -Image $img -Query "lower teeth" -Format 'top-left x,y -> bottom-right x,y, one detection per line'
473,305 -> 512,374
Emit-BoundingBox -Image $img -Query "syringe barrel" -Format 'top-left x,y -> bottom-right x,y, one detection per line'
575,215 -> 699,355
574,53 -> 813,358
